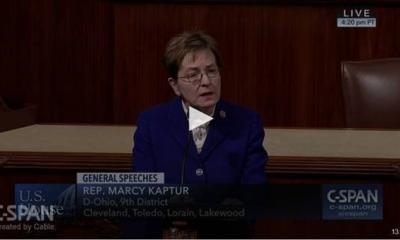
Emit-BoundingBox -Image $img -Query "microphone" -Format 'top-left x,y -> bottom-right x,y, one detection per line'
168,107 -> 196,239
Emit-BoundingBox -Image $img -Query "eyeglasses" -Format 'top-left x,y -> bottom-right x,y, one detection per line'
177,69 -> 220,84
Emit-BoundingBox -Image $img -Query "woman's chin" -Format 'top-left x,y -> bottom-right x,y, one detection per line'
197,103 -> 217,115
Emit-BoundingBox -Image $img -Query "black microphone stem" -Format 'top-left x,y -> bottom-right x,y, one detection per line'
180,108 -> 191,185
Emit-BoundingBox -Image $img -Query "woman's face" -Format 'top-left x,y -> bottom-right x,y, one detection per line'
168,49 -> 221,115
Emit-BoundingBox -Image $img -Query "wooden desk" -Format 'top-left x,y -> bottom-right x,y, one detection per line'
1,124 -> 399,176
0,124 -> 399,238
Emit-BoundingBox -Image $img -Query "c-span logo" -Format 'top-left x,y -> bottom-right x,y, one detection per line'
322,184 -> 382,220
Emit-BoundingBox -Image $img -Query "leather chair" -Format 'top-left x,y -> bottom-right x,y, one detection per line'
0,96 -> 37,132
341,58 -> 400,128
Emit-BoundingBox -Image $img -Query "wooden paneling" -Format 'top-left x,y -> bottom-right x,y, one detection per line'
0,0 -> 114,123
2,1 -> 400,127
113,4 -> 400,127
2,151 -> 400,178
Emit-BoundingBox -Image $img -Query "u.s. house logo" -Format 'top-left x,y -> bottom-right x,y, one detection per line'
322,184 -> 383,220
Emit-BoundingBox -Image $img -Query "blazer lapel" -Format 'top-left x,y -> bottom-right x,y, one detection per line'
167,97 -> 189,150
200,101 -> 230,161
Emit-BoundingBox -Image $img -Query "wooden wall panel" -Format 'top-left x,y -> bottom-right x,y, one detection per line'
2,1 -> 400,126
113,3 -> 400,127
0,0 -> 114,123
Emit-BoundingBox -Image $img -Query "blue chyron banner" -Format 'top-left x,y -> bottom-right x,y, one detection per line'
74,183 -> 322,220
322,184 -> 383,220
13,183 -> 383,221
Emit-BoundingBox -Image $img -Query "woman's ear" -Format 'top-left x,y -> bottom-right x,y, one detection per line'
168,77 -> 181,96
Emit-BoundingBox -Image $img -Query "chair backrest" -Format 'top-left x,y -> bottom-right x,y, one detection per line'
0,97 -> 37,132
341,58 -> 400,128
0,96 -> 11,111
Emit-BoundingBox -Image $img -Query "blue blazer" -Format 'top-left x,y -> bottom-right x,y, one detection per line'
133,97 -> 268,184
